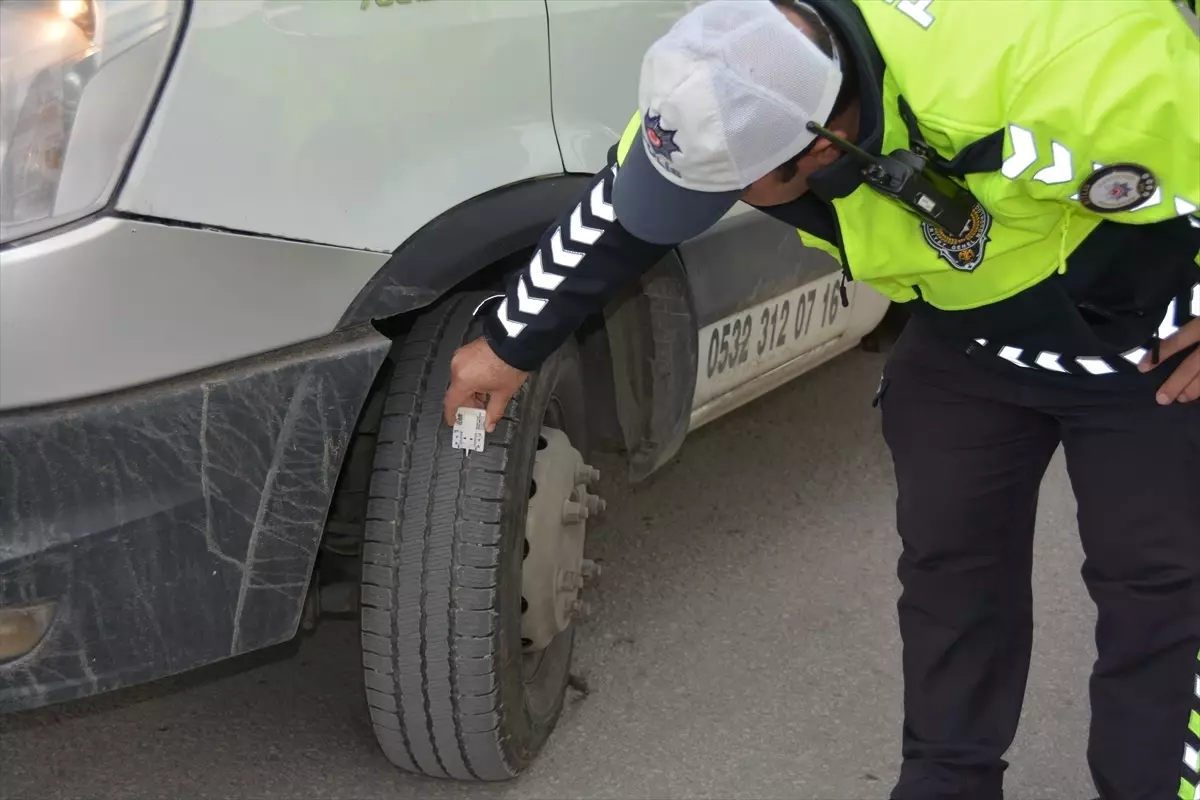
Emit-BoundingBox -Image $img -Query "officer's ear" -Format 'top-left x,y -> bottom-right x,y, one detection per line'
808,134 -> 845,168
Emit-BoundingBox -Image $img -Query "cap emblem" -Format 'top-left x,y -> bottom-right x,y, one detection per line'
643,111 -> 682,162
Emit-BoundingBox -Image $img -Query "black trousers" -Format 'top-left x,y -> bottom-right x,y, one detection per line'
880,320 -> 1200,800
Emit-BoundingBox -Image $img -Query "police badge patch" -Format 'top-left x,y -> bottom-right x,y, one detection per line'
1076,164 -> 1156,213
921,203 -> 993,272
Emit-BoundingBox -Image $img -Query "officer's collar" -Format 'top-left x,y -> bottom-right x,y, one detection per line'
802,0 -> 886,201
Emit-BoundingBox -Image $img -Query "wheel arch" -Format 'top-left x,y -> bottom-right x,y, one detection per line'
338,175 -> 595,328
335,174 -> 701,484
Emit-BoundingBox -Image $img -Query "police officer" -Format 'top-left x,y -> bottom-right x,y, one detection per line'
443,1 -> 1200,797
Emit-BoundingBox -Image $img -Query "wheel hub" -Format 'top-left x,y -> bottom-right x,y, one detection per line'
521,427 -> 604,653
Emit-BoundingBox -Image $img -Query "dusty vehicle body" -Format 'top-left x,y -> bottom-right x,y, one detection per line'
0,0 -> 891,779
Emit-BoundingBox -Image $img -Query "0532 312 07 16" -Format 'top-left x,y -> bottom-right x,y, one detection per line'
695,270 -> 852,404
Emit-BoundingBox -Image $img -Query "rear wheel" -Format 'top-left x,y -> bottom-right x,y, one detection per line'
359,293 -> 602,780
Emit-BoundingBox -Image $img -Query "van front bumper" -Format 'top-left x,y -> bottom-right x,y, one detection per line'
0,325 -> 390,713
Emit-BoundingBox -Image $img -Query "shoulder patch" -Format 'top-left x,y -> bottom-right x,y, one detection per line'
1076,164 -> 1157,212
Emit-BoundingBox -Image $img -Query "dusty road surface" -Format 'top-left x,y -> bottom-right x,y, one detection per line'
1,347 -> 1097,800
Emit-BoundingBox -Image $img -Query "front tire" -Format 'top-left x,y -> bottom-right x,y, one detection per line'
359,293 -> 589,781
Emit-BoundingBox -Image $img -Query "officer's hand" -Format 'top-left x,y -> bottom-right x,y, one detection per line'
443,337 -> 529,431
1138,317 -> 1200,404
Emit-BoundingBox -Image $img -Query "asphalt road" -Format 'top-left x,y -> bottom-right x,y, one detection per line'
1,347 -> 1098,800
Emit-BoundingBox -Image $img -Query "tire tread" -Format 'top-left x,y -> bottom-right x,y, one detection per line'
360,294 -> 524,782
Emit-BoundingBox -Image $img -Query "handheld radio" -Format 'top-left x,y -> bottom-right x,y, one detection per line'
805,121 -> 980,237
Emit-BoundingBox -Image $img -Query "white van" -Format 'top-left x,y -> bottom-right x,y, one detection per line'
0,0 -> 891,780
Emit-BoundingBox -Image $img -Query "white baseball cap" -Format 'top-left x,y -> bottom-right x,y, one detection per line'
612,0 -> 843,244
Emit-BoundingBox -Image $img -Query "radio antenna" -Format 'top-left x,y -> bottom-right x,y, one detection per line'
805,121 -> 877,168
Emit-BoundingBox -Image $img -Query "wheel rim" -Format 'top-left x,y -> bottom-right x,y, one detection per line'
519,389 -> 603,699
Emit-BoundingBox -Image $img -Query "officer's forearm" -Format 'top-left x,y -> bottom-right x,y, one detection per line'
483,166 -> 674,371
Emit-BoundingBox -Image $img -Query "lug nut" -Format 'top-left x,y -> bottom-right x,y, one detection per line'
575,465 -> 601,485
570,599 -> 592,619
558,571 -> 578,592
562,500 -> 589,524
584,492 -> 606,516
581,559 -> 602,581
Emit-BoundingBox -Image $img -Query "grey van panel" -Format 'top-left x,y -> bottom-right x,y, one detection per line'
547,0 -> 700,175
0,218 -> 385,411
340,175 -> 593,326
678,208 -> 843,327
117,0 -> 563,254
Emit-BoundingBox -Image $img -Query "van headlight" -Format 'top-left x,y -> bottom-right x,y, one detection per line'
0,0 -> 186,244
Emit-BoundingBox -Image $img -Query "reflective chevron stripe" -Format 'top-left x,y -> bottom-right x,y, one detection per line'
998,346 -> 1030,368
570,205 -> 603,245
516,274 -> 546,315
976,282 -> 1200,377
1161,298 -> 1181,340
549,228 -> 583,268
590,178 -> 616,222
495,298 -> 525,337
1179,650 -> 1200,800
1176,196 -> 1200,229
1001,124 -> 1199,223
528,251 -> 563,292
1032,141 -> 1073,185
1033,351 -> 1068,373
1076,356 -> 1116,375
1001,124 -> 1037,179
1122,347 -> 1149,366
495,166 -> 618,338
